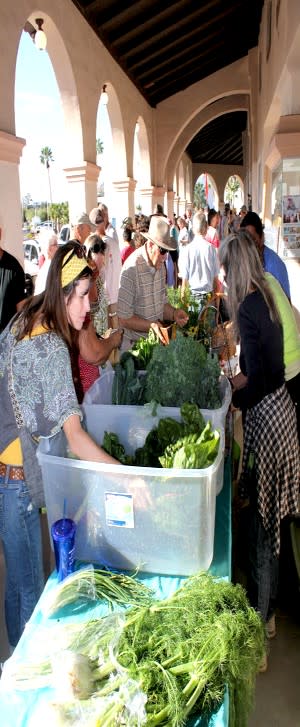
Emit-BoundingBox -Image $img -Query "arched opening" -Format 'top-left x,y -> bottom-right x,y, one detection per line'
224,174 -> 244,211
15,20 -> 80,229
96,89 -> 113,204
133,116 -> 151,214
194,173 -> 219,210
96,82 -> 127,223
15,13 -> 108,230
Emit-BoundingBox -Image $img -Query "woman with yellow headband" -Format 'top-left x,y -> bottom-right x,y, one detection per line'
0,241 -> 119,653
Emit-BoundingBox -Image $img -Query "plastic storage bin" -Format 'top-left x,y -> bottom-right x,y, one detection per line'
37,407 -> 225,576
83,371 -> 231,432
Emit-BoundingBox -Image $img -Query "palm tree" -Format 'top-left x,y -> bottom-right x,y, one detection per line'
40,146 -> 54,208
225,175 -> 241,208
96,138 -> 104,154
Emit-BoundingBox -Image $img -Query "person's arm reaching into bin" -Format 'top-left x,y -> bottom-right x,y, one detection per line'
63,414 -> 119,465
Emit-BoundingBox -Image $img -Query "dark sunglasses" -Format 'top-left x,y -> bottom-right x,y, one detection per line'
156,244 -> 167,255
95,214 -> 104,225
90,242 -> 106,255
62,244 -> 86,268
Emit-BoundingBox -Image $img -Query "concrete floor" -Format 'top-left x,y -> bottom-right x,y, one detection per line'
249,611 -> 300,727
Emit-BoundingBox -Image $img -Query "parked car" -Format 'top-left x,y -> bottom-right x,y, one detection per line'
59,224 -> 71,243
40,220 -> 54,230
23,239 -> 41,278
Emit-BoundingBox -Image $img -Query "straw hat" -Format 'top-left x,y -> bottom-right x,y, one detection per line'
142,216 -> 177,251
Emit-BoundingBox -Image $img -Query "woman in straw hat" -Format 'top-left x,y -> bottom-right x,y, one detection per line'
0,241 -> 119,652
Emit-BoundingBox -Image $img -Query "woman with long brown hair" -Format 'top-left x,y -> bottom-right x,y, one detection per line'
219,230 -> 299,664
0,241 -> 118,652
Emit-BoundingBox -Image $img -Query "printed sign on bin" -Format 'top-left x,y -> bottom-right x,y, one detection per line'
105,492 -> 134,528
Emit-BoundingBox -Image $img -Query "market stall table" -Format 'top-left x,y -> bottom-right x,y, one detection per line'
0,458 -> 231,727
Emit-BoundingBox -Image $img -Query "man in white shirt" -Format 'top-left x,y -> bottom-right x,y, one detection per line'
34,231 -> 58,295
181,212 -> 219,299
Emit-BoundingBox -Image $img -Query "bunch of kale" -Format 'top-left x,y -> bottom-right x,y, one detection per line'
145,332 -> 221,409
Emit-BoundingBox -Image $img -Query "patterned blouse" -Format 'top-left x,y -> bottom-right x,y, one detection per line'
0,324 -> 81,453
90,274 -> 109,337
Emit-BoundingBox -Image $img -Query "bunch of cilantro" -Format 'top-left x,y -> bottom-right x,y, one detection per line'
145,331 -> 221,409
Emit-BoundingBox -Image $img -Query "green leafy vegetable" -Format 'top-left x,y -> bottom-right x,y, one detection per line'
102,431 -> 134,465
112,354 -> 147,405
130,328 -> 159,369
102,405 -> 220,470
145,332 -> 221,409
159,423 -> 220,469
14,572 -> 265,727
180,402 -> 206,434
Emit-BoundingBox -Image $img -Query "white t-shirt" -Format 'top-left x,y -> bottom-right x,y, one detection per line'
34,258 -> 51,295
103,230 -> 122,305
181,234 -> 219,294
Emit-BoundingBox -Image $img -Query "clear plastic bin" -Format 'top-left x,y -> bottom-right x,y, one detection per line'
83,371 -> 231,432
37,407 -> 225,576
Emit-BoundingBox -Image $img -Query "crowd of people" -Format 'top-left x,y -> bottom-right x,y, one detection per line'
0,200 -> 299,671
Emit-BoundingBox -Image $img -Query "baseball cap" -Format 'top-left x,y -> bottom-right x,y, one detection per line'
73,212 -> 96,229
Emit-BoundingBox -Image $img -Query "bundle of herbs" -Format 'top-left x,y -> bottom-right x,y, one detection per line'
10,572 -> 265,727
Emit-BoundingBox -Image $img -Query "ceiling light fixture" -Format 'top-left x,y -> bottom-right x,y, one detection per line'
101,84 -> 109,105
34,18 -> 47,50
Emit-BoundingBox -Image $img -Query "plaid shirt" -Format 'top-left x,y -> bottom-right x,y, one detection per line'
117,245 -> 167,347
239,384 -> 300,556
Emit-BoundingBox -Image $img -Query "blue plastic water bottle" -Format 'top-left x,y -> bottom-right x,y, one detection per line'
51,518 -> 76,582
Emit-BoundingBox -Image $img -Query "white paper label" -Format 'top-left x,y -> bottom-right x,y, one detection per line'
104,492 -> 134,528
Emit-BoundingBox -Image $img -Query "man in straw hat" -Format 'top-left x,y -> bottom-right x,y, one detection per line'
118,216 -> 188,350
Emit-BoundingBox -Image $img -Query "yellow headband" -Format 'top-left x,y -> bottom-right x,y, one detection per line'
61,248 -> 89,288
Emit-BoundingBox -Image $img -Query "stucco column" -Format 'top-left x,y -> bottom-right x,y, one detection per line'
174,195 -> 180,216
166,190 -> 175,219
178,198 -> 187,216
139,187 -> 156,216
152,186 -> 166,213
63,162 -> 100,223
0,131 -> 26,263
112,177 -> 137,233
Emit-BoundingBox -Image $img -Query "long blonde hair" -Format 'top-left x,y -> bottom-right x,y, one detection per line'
219,230 -> 280,333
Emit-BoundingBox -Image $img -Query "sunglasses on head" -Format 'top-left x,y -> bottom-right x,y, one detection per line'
62,244 -> 86,268
156,244 -> 167,255
90,242 -> 106,255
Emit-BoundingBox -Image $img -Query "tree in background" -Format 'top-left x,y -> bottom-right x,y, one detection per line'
96,139 -> 104,198
193,181 -> 206,209
96,138 -> 104,154
225,175 -> 241,208
49,202 -> 69,230
40,146 -> 54,209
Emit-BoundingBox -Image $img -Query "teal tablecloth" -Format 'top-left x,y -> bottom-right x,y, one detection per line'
0,458 -> 231,727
